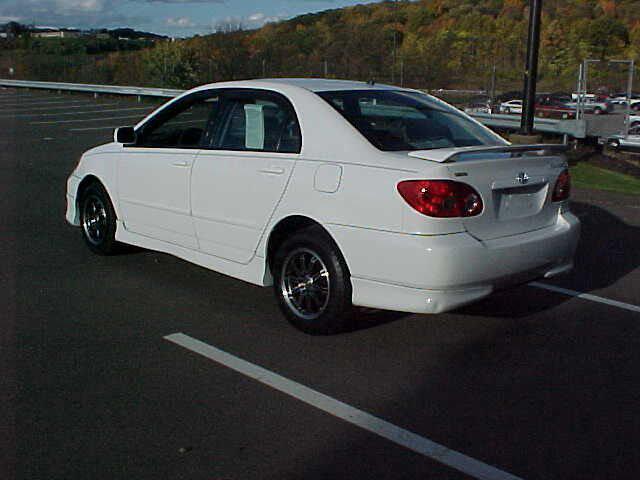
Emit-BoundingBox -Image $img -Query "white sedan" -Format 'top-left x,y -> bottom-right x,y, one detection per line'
499,99 -> 523,114
66,79 -> 580,334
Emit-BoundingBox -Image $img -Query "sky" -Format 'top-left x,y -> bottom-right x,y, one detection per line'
0,0 -> 381,37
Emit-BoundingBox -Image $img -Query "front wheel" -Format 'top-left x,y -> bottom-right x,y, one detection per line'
79,182 -> 119,255
272,226 -> 353,334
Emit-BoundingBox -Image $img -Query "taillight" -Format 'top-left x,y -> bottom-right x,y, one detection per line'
397,180 -> 483,218
552,169 -> 571,202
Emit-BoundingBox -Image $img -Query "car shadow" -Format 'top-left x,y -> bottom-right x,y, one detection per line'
457,200 -> 639,319
348,309 -> 412,332
561,200 -> 640,292
109,199 -> 638,325
348,199 -> 640,325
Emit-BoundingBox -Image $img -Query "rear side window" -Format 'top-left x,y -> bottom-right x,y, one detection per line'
318,90 -> 505,152
211,91 -> 301,153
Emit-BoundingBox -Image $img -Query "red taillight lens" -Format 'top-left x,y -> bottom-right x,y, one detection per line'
552,169 -> 571,202
397,180 -> 483,218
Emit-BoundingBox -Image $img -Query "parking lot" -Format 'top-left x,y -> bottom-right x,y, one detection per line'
1,87 -> 639,480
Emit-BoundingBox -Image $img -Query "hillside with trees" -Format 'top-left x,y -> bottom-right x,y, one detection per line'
1,0 -> 638,92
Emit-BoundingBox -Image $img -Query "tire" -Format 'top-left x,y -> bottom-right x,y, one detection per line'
609,139 -> 620,149
593,107 -> 603,115
79,182 -> 119,255
504,107 -> 511,114
272,226 -> 353,334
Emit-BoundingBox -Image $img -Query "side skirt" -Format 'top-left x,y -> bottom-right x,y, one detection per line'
115,221 -> 270,287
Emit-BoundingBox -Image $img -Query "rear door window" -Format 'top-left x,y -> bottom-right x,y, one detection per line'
210,90 -> 301,154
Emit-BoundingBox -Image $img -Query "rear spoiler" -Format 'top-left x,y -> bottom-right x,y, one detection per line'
408,144 -> 568,163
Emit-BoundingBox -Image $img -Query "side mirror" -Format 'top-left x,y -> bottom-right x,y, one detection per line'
114,126 -> 136,145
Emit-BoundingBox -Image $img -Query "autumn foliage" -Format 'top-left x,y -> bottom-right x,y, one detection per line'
1,0 -> 637,92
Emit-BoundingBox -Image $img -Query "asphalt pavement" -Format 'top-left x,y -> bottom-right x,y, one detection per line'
1,88 -> 639,480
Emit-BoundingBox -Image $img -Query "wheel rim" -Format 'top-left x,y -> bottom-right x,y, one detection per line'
280,248 -> 330,320
82,194 -> 108,246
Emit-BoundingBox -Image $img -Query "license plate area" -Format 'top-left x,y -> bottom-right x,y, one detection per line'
495,184 -> 548,221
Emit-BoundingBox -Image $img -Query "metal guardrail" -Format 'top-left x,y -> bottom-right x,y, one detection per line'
468,112 -> 587,139
1,78 -> 589,138
0,79 -> 182,98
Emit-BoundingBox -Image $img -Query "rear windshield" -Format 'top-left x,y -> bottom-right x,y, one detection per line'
318,90 -> 505,152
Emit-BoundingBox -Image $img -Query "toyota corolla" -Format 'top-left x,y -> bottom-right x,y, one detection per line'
66,79 -> 580,334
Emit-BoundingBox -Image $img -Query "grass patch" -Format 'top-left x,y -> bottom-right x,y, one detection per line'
571,162 -> 640,196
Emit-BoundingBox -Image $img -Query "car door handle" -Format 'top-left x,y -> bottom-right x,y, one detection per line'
259,167 -> 285,175
172,161 -> 191,167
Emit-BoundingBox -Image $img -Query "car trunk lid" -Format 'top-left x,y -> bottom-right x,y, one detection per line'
410,145 -> 568,241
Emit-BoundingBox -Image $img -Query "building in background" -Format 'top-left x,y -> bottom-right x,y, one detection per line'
33,29 -> 82,39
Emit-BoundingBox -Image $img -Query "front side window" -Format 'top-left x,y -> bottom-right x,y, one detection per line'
318,90 -> 506,152
212,92 -> 301,153
135,93 -> 220,149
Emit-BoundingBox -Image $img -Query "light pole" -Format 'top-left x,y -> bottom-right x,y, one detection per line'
391,0 -> 398,84
609,59 -> 635,138
520,0 -> 543,135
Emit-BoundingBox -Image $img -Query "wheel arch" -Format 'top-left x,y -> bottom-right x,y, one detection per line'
76,174 -> 120,221
263,215 -> 351,285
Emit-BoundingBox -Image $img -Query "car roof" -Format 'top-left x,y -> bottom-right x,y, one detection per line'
260,78 -> 401,92
195,78 -> 401,93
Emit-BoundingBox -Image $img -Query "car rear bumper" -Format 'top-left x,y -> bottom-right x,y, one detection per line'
328,211 -> 580,314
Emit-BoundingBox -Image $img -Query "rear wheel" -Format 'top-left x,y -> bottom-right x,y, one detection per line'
79,182 -> 119,255
272,226 -> 352,334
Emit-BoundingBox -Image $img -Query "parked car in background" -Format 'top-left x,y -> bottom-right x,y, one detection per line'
499,99 -> 522,114
65,78 -> 580,334
567,93 -> 613,114
464,98 -> 493,114
610,93 -> 640,105
608,125 -> 640,150
536,96 -> 577,119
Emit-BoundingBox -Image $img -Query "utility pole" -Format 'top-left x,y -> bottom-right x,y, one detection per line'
520,0 -> 543,135
490,64 -> 497,106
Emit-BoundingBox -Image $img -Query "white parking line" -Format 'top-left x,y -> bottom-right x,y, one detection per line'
164,332 -> 523,480
4,102 -> 121,112
69,125 -> 124,132
6,106 -> 152,118
0,99 -> 97,107
2,103 -> 98,112
31,114 -> 146,125
0,96 -> 66,103
530,282 -> 640,314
